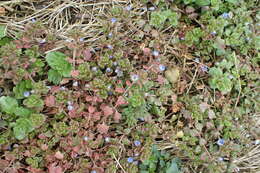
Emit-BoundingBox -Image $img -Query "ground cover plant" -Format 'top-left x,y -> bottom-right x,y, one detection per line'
0,0 -> 259,172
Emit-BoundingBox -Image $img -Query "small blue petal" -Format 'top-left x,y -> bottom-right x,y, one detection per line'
221,13 -> 230,19
201,65 -> 208,72
159,64 -> 166,71
217,139 -> 225,146
125,5 -> 132,11
23,91 -> 30,97
127,157 -> 134,163
152,50 -> 159,57
111,18 -> 117,24
134,140 -> 141,146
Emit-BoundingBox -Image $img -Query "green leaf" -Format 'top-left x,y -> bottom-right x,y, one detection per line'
13,118 -> 34,140
23,95 -> 44,109
0,96 -> 18,114
14,107 -> 32,117
150,11 -> 167,28
0,37 -> 12,46
46,51 -> 72,77
166,159 -> 181,173
30,113 -> 46,128
195,0 -> 210,6
163,10 -> 179,27
13,80 -> 33,99
0,25 -> 6,39
48,69 -> 63,84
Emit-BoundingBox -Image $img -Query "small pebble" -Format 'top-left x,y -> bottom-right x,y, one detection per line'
23,91 -> 30,97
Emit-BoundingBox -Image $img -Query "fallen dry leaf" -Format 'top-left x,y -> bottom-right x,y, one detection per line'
115,96 -> 127,106
102,106 -> 114,117
54,151 -> 64,160
70,70 -> 79,78
88,106 -> 96,114
114,111 -> 121,122
97,123 -> 109,134
0,7 -> 6,16
48,163 -> 63,173
45,95 -> 55,107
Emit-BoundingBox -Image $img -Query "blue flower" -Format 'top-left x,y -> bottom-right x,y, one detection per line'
113,62 -> 118,66
221,12 -> 230,19
83,136 -> 88,141
106,68 -> 112,73
111,18 -> 117,24
108,32 -> 113,37
149,7 -> 155,11
91,171 -> 97,173
217,139 -> 225,146
218,157 -> 224,161
125,5 -> 132,11
79,37 -> 84,42
107,45 -> 113,49
91,66 -> 98,72
152,50 -> 159,57
134,140 -> 141,146
105,137 -> 110,142
211,31 -> 217,36
127,157 -> 134,163
201,65 -> 208,72
73,81 -> 78,87
131,74 -> 139,82
194,58 -> 200,63
23,91 -> 30,97
67,105 -> 74,111
159,64 -> 166,72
